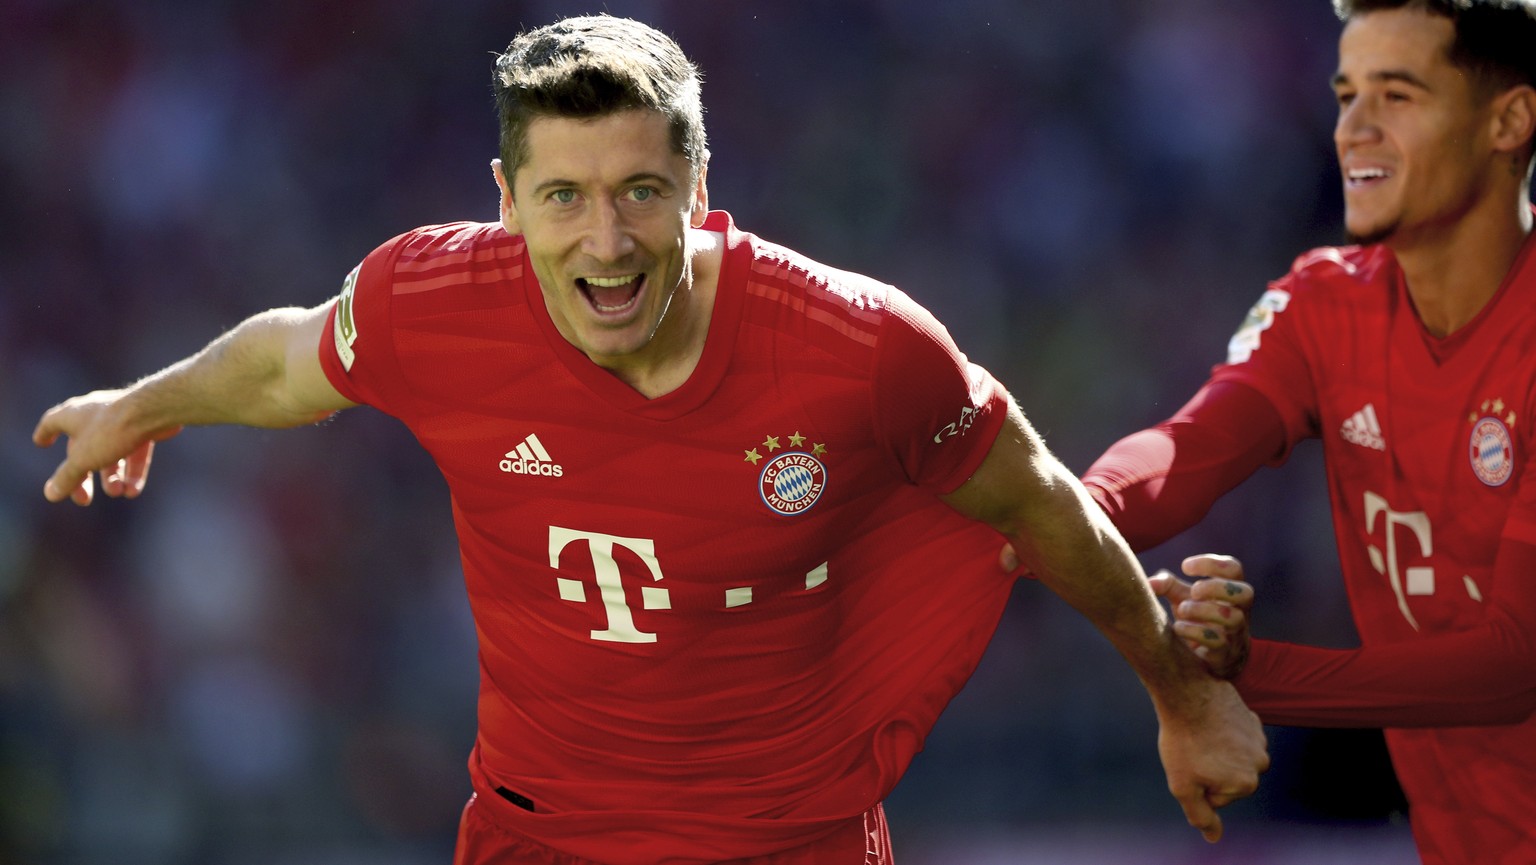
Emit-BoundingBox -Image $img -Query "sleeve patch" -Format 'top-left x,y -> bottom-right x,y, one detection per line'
1226,287 -> 1291,365
333,265 -> 360,372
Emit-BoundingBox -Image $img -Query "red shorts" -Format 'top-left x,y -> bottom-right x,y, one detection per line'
451,795 -> 894,865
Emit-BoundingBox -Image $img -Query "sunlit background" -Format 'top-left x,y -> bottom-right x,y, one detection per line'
3,1 -> 1421,862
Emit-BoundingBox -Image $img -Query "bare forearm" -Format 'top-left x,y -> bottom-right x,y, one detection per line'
950,404 -> 1212,713
121,306 -> 345,433
943,401 -> 1266,837
1012,461 -> 1214,715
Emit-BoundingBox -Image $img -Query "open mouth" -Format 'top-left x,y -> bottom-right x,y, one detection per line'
576,274 -> 645,315
1345,166 -> 1391,188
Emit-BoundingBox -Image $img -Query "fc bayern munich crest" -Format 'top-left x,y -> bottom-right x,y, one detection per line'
759,452 -> 827,516
1469,416 -> 1514,487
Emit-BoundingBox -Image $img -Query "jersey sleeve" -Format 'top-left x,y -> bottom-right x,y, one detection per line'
871,288 -> 1009,494
1235,537 -> 1536,728
317,233 -> 411,412
1082,379 -> 1289,552
1205,266 -> 1325,455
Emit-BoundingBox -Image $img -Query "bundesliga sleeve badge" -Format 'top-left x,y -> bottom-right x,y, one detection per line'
333,265 -> 361,372
1468,398 -> 1516,487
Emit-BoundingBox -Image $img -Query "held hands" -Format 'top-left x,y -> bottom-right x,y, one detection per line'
998,543 -> 1266,841
1153,556 -> 1264,843
32,389 -> 182,505
1149,554 -> 1254,680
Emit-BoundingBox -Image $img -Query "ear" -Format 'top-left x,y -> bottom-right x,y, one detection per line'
492,159 -> 521,235
688,152 -> 710,229
1489,85 -> 1536,157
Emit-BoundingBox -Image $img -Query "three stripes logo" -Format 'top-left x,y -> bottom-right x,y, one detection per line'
499,433 -> 564,477
1340,403 -> 1386,451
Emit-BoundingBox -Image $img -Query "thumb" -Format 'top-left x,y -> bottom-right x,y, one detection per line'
1148,570 -> 1192,603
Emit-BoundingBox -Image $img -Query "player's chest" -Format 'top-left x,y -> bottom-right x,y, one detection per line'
410,370 -> 897,540
1315,315 -> 1534,501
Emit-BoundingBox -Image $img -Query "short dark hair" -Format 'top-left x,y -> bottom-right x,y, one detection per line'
492,15 -> 707,189
1332,0 -> 1536,97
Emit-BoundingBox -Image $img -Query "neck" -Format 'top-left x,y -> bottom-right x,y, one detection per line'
1390,191 -> 1531,338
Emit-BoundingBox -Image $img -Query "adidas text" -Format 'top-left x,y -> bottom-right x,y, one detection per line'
500,458 -> 563,477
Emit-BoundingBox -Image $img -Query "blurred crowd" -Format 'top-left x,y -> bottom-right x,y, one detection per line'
1,0 -> 1416,862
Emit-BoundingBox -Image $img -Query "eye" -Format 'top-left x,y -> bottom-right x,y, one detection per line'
1384,90 -> 1410,104
550,189 -> 577,205
627,186 -> 656,203
1334,90 -> 1356,108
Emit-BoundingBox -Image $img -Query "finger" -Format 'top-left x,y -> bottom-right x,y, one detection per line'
998,543 -> 1020,573
1179,792 -> 1222,843
1190,579 -> 1255,610
1148,570 -> 1193,603
45,461 -> 95,505
69,472 -> 96,507
1172,620 -> 1228,650
122,441 -> 155,497
1182,554 -> 1244,580
1177,599 -> 1247,630
101,458 -> 128,498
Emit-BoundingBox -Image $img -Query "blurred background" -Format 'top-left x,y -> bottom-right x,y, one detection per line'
1,0 -> 1421,862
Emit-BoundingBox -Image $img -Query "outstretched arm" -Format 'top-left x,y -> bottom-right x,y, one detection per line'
33,301 -> 355,505
944,400 -> 1268,843
997,380 -> 1288,574
1160,553 -> 1536,727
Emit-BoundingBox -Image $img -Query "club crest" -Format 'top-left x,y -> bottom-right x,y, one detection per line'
1468,411 -> 1514,487
759,452 -> 826,515
742,431 -> 828,516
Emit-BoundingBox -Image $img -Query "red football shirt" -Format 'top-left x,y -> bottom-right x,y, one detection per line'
318,211 -> 1015,864
1124,238 -> 1536,865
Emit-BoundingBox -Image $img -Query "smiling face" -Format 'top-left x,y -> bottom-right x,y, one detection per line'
496,108 -> 708,370
1332,8 -> 1496,247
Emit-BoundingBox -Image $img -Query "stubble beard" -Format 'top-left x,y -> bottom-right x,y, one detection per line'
1345,217 -> 1397,248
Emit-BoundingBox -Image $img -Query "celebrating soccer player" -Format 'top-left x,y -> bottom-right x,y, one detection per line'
33,15 -> 1267,864
1044,2 -> 1536,862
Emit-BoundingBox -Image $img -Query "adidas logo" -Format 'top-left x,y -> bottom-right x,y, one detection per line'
1340,403 -> 1385,451
499,433 -> 564,477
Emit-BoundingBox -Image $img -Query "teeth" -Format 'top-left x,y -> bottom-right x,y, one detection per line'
584,275 -> 639,287
1348,167 -> 1389,180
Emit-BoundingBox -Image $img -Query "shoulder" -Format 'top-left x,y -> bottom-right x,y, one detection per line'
352,221 -> 528,309
387,221 -> 526,279
1277,243 -> 1396,298
737,233 -> 912,360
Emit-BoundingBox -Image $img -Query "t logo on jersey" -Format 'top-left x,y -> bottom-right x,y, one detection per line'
550,527 -> 669,643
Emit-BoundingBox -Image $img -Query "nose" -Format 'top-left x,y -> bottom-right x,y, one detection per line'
1335,96 -> 1381,152
582,199 -> 637,263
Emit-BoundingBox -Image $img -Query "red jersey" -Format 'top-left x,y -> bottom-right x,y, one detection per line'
317,211 -> 1014,865
1099,238 -> 1536,864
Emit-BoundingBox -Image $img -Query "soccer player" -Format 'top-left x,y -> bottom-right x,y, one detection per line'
31,15 -> 1266,865
1029,1 -> 1536,862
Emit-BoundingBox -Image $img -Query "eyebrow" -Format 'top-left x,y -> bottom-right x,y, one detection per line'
530,172 -> 678,198
1331,68 -> 1433,91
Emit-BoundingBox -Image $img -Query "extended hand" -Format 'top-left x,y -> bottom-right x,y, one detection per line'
1149,554 -> 1254,679
33,389 -> 182,505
